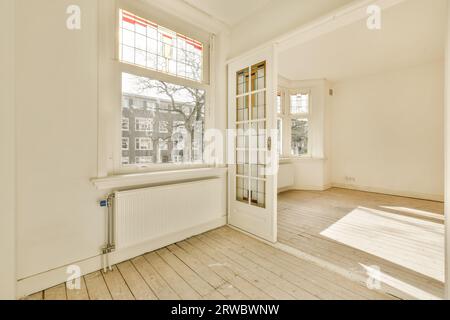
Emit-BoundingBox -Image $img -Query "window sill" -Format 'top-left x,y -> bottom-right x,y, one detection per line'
91,167 -> 227,190
279,157 -> 327,164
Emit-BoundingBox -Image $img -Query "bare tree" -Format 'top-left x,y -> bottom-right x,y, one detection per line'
127,40 -> 205,163
136,78 -> 205,163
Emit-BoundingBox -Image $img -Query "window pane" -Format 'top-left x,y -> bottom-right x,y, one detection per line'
251,62 -> 265,91
119,10 -> 204,82
277,94 -> 282,114
290,93 -> 309,114
122,72 -> 205,165
291,119 -> 309,156
277,118 -> 282,156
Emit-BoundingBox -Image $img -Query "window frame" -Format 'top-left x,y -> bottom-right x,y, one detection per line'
122,117 -> 130,131
288,89 -> 312,157
98,0 -> 214,175
135,117 -> 153,132
122,137 -> 129,151
135,137 -> 153,151
118,9 -> 206,83
277,87 -> 313,159
276,90 -> 284,157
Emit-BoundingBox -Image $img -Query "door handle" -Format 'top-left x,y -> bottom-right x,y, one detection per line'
267,136 -> 272,152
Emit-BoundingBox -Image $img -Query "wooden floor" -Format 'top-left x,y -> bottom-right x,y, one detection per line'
25,226 -> 396,300
278,188 -> 445,300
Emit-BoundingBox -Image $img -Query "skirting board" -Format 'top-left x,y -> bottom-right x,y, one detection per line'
278,183 -> 443,202
16,216 -> 227,299
278,184 -> 331,194
332,183 -> 444,202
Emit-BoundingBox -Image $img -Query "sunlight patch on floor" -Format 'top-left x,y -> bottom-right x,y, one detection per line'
320,206 -> 445,282
360,264 -> 441,300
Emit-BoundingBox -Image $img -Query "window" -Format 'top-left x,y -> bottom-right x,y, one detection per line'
135,137 -> 153,150
122,72 -> 205,165
135,117 -> 153,132
291,119 -> 309,156
276,92 -> 283,156
112,8 -> 209,171
122,118 -> 129,131
290,93 -> 309,114
159,139 -> 169,151
159,121 -> 169,133
277,93 -> 282,114
290,92 -> 310,156
135,156 -> 152,164
119,9 -> 203,82
122,137 -> 129,150
277,118 -> 282,156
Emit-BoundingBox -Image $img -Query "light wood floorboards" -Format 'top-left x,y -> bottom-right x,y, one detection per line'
26,226 -> 395,300
278,188 -> 445,300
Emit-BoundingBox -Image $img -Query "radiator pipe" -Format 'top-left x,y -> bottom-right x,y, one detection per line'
102,193 -> 116,273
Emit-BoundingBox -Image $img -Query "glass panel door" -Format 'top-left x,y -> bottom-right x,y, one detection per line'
227,45 -> 277,243
235,62 -> 267,209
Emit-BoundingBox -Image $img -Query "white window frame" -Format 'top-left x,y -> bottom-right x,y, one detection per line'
159,139 -> 169,151
135,137 -> 153,151
135,156 -> 153,164
122,137 -> 129,150
97,0 -> 214,176
135,117 -> 153,132
122,117 -> 129,131
277,118 -> 283,156
289,89 -> 312,157
277,87 -> 312,158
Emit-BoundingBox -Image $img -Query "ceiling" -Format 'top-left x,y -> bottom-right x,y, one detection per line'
279,0 -> 447,82
182,0 -> 275,27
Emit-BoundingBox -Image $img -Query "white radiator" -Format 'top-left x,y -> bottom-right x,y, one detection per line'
113,178 -> 225,250
278,163 -> 295,190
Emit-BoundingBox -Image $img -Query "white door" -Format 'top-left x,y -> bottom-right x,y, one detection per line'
228,45 -> 278,243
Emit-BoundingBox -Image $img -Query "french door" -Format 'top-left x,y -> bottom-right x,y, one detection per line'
228,45 -> 278,243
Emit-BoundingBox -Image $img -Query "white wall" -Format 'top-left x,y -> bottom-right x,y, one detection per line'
229,0 -> 354,58
15,0 -> 105,280
331,60 -> 445,200
14,0 -> 229,296
0,0 -> 16,300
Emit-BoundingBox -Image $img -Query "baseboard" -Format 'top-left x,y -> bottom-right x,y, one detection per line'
331,183 -> 444,202
16,216 -> 227,299
278,184 -> 331,193
277,186 -> 294,194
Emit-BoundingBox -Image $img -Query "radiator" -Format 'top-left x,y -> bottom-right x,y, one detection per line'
113,178 -> 225,250
278,163 -> 295,189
